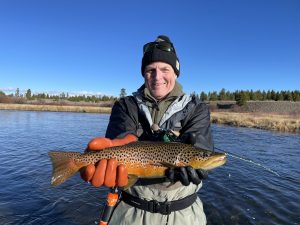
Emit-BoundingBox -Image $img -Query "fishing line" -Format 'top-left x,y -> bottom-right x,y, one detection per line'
214,147 -> 280,177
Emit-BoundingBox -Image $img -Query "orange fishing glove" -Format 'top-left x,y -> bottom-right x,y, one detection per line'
80,134 -> 137,188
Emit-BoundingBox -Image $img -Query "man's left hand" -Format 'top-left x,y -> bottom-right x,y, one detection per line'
165,166 -> 208,186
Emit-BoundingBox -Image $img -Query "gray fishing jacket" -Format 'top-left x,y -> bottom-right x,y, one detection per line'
105,84 -> 213,225
106,85 -> 213,150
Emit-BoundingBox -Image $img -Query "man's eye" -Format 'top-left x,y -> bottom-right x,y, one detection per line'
145,69 -> 155,74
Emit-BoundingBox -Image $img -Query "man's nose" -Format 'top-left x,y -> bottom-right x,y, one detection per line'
152,68 -> 163,79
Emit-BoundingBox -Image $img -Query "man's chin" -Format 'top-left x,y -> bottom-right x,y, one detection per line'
150,91 -> 167,100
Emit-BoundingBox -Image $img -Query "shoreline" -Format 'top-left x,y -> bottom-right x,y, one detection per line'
211,112 -> 299,133
0,103 -> 111,114
0,103 -> 299,133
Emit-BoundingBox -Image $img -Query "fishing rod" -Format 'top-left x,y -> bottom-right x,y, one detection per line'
99,187 -> 119,225
214,147 -> 280,177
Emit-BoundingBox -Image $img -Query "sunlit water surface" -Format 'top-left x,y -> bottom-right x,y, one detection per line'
0,110 -> 299,225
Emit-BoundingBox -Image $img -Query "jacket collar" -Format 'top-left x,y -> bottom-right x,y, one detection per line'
137,81 -> 184,103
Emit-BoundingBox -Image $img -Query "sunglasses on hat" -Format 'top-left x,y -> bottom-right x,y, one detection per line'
143,41 -> 176,54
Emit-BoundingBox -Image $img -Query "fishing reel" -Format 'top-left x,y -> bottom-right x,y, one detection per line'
151,124 -> 180,142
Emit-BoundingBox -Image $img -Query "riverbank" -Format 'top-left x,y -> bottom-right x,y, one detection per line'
0,103 -> 299,133
211,112 -> 299,133
0,103 -> 111,113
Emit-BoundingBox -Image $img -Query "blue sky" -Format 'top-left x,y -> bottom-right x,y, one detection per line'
1,0 -> 299,97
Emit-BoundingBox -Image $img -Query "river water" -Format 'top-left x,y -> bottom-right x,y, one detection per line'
0,110 -> 299,225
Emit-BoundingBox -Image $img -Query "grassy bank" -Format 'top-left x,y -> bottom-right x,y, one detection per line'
0,103 -> 111,113
1,103 -> 299,133
211,112 -> 299,133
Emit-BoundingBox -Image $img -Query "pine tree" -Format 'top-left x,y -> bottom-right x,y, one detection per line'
15,88 -> 20,97
235,91 -> 249,106
209,91 -> 218,101
200,91 -> 208,101
25,89 -> 32,100
219,88 -> 226,101
119,88 -> 127,98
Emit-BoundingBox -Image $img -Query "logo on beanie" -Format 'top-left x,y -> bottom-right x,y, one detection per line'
176,60 -> 180,71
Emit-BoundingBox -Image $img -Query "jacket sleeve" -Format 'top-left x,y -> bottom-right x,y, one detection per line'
180,102 -> 214,150
105,97 -> 139,139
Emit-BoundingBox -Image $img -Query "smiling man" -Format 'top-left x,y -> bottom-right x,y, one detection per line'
144,61 -> 176,100
82,35 -> 214,225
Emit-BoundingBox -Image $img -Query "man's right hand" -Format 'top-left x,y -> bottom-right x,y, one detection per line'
80,134 -> 137,188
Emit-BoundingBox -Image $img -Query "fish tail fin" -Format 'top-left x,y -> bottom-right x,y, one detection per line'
48,151 -> 86,187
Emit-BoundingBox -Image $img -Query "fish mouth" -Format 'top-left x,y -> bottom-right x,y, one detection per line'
191,153 -> 227,170
204,154 -> 227,170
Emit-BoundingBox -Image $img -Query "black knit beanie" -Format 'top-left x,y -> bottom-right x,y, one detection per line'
141,35 -> 180,76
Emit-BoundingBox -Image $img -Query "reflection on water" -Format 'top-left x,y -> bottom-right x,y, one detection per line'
0,110 -> 299,225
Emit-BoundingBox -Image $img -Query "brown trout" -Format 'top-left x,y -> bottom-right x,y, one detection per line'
49,141 -> 226,187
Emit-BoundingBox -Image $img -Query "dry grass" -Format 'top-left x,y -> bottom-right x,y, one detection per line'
0,103 -> 111,114
211,112 -> 300,133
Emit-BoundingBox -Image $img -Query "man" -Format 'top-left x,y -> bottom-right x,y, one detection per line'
81,35 -> 214,225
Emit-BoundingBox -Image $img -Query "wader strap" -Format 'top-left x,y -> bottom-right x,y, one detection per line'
136,177 -> 167,186
121,191 -> 197,215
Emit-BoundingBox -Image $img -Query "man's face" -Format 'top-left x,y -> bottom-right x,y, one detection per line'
144,62 -> 177,100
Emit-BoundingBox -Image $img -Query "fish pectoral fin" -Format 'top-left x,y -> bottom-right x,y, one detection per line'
158,161 -> 176,168
149,162 -> 164,167
123,175 -> 139,190
148,160 -> 164,167
148,160 -> 178,168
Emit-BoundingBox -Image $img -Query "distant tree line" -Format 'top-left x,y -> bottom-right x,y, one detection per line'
1,88 -> 299,106
197,89 -> 300,106
1,88 -> 117,102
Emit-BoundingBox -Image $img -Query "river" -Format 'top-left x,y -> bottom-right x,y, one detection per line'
0,110 -> 299,225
